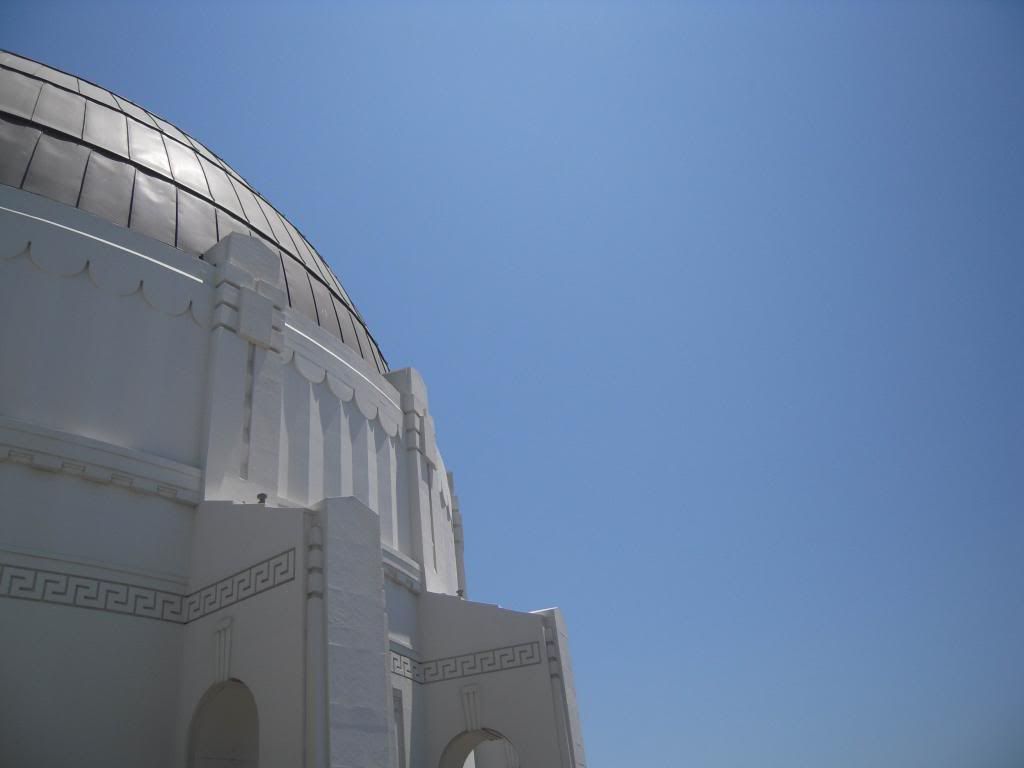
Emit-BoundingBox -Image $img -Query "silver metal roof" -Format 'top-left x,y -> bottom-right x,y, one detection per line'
0,50 -> 387,373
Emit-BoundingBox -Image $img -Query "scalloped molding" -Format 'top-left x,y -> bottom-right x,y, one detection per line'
277,343 -> 402,439
1,240 -> 211,327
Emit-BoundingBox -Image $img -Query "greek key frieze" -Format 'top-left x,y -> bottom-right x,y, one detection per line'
391,651 -> 419,681
390,641 -> 542,685
182,549 -> 295,622
0,548 -> 295,625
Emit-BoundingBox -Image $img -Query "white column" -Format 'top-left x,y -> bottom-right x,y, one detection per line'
385,368 -> 434,585
199,234 -> 286,501
306,517 -> 328,768
321,496 -> 393,768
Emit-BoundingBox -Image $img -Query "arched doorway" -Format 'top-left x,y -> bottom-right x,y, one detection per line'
187,679 -> 259,768
439,728 -> 520,768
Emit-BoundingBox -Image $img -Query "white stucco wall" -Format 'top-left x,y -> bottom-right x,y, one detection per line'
0,594 -> 183,765
175,501 -> 308,767
0,186 -> 212,468
0,184 -> 585,768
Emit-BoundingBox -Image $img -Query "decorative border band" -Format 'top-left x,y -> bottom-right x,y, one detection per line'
391,641 -> 543,685
0,549 -> 295,625
0,416 -> 202,507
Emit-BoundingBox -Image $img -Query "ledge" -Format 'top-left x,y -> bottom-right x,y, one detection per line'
0,415 -> 201,505
382,543 -> 422,594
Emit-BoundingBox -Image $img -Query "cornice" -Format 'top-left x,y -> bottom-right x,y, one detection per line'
2,240 -> 211,327
382,544 -> 423,594
0,415 -> 201,505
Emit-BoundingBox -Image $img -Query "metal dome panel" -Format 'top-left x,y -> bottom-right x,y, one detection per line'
0,50 -> 386,373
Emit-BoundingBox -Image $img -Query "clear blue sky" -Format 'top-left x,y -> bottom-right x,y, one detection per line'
3,2 -> 1022,765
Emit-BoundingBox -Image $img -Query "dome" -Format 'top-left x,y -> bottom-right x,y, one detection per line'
0,49 -> 386,374
0,48 -> 589,768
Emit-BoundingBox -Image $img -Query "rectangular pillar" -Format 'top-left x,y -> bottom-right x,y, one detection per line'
321,496 -> 392,768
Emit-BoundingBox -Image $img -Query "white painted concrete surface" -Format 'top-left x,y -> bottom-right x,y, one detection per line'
0,184 -> 586,767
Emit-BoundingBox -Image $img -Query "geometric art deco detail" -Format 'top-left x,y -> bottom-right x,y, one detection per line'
391,641 -> 543,685
0,549 -> 295,625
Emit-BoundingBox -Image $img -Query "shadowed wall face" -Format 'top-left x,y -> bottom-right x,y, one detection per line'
189,681 -> 259,768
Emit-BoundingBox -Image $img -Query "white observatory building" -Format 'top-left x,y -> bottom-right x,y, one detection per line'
0,50 -> 587,768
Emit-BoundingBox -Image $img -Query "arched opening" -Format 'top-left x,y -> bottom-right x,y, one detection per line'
187,679 -> 259,768
439,728 -> 520,768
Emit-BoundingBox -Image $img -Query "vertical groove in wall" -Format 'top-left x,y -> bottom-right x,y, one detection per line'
240,344 -> 255,480
394,436 -> 411,558
392,687 -> 407,768
428,462 -> 438,572
320,387 -> 342,500
366,418 -> 379,514
376,426 -> 395,547
339,399 -> 354,500
350,405 -> 370,510
283,366 -> 313,505
308,380 -> 324,503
